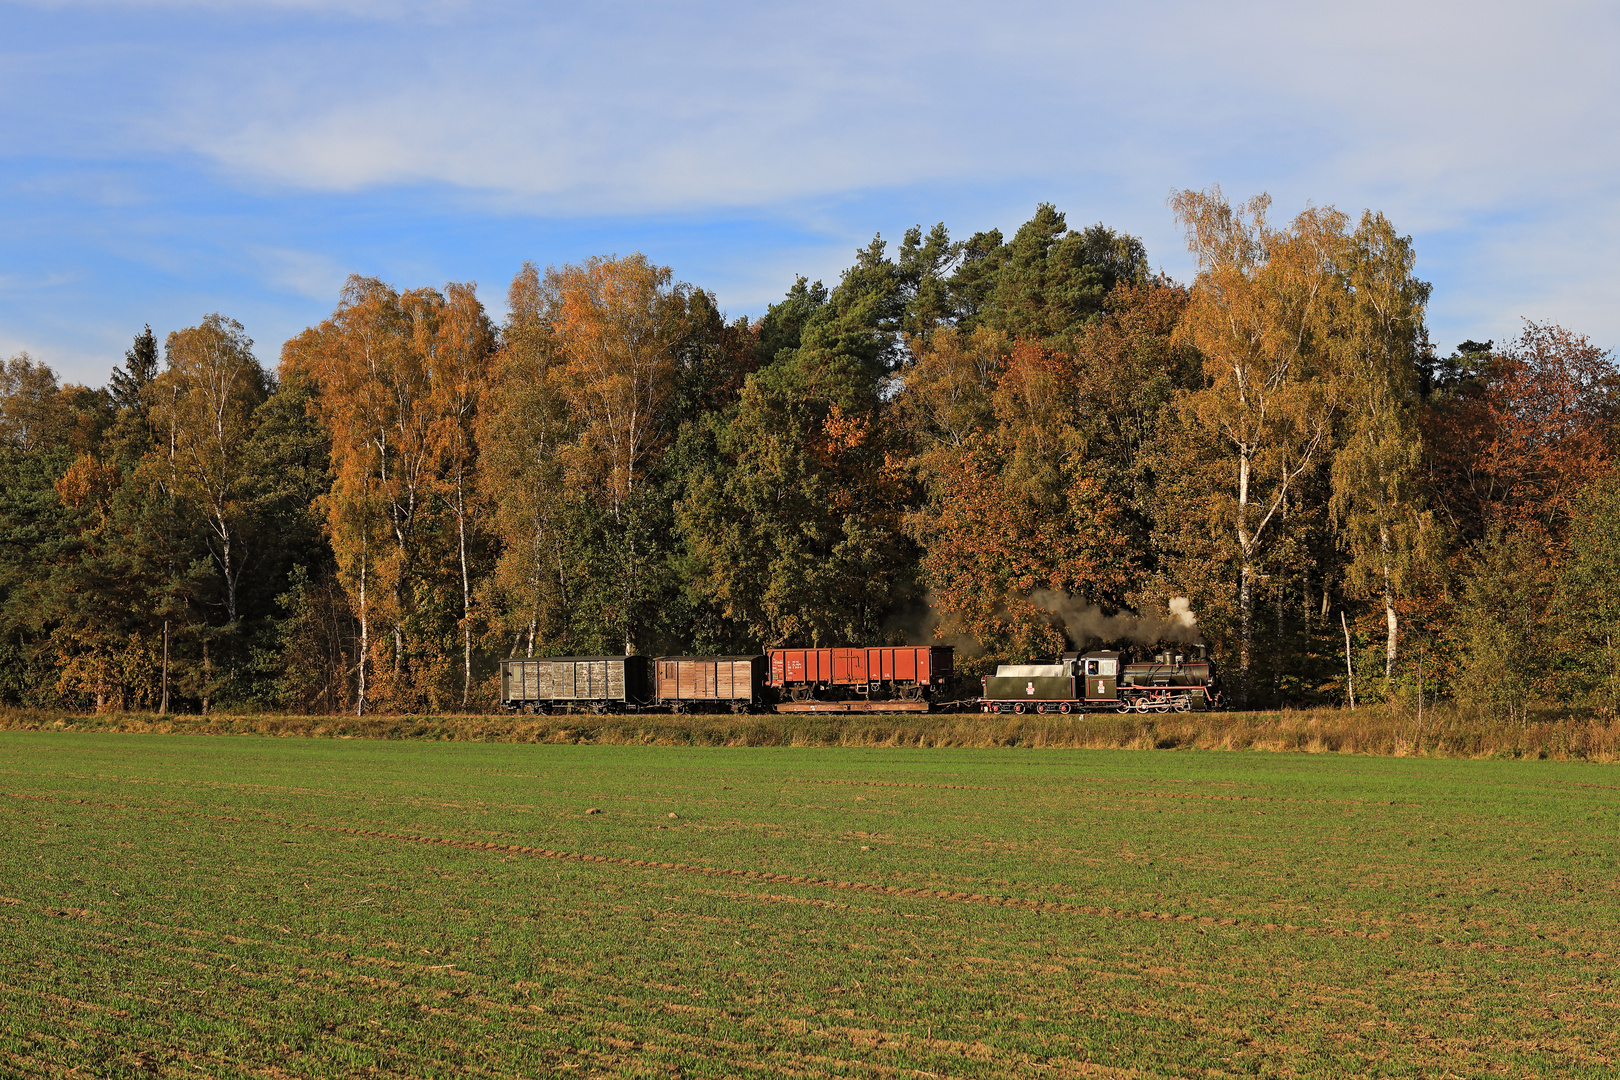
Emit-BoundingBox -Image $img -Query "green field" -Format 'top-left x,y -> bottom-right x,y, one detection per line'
2,735 -> 1617,1078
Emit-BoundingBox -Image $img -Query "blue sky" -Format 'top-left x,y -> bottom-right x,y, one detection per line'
3,0 -> 1617,386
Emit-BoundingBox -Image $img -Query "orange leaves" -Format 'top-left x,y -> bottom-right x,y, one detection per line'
281,275 -> 495,710
908,442 -> 1138,662
819,402 -> 869,455
992,338 -> 1074,452
54,454 -> 120,518
893,285 -> 1198,665
541,255 -> 687,516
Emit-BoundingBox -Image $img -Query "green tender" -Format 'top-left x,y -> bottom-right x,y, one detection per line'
982,675 -> 1076,700
3,733 -> 1617,1078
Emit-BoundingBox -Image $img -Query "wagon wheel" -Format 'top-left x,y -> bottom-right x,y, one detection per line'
900,684 -> 924,701
791,686 -> 813,702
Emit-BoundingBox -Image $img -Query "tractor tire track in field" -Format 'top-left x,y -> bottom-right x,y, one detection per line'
305,821 -> 1395,941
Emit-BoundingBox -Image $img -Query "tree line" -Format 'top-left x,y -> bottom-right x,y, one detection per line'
2,189 -> 1616,717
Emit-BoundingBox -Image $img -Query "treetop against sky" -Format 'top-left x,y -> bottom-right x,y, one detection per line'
3,0 -> 1617,384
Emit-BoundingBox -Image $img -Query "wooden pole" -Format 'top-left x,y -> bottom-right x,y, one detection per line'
1416,647 -> 1424,748
160,620 -> 170,715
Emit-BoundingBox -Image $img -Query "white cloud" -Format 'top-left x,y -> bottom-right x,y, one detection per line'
120,0 -> 1614,229
4,0 -> 1620,367
251,246 -> 349,301
0,271 -> 77,292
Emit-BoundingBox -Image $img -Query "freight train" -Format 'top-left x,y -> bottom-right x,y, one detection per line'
500,641 -> 1221,715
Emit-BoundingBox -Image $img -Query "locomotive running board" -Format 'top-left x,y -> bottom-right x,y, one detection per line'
774,701 -> 931,713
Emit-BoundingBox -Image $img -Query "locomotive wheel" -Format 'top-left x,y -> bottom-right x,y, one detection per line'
1133,697 -> 1150,714
1059,702 -> 1072,715
1174,696 -> 1190,713
1013,703 -> 1026,714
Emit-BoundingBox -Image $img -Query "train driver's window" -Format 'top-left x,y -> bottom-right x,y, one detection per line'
1086,659 -> 1099,676
1100,658 -> 1117,677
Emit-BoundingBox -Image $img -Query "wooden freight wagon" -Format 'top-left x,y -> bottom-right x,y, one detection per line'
500,656 -> 652,713
768,646 -> 953,703
653,655 -> 767,712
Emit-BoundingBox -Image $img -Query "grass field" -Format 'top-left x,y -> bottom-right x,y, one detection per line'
9,705 -> 1620,764
2,735 -> 1617,1078
7,703 -> 1620,762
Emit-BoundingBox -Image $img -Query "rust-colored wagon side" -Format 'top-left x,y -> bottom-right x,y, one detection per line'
768,646 -> 954,703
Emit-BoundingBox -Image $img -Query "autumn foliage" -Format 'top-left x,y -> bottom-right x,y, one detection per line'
1,200 -> 1616,721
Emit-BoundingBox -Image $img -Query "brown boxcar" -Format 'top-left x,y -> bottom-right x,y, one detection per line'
768,646 -> 953,701
653,655 -> 767,712
501,655 -> 652,712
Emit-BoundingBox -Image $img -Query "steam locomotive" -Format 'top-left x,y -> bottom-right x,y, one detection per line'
977,644 -> 1221,714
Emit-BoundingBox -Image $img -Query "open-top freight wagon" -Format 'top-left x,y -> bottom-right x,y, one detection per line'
769,646 -> 954,712
978,645 -> 1221,714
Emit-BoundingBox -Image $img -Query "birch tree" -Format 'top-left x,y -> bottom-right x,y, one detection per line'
1327,212 -> 1432,682
1169,188 -> 1344,695
417,283 -> 494,705
153,315 -> 268,625
477,264 -> 578,658
540,255 -> 688,653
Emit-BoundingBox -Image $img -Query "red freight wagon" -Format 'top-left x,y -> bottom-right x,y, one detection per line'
768,646 -> 954,702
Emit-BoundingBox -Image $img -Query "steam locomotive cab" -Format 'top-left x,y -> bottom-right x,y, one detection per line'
1081,652 -> 1120,702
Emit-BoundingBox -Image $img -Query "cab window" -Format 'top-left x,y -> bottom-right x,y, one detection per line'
1086,659 -> 1099,676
